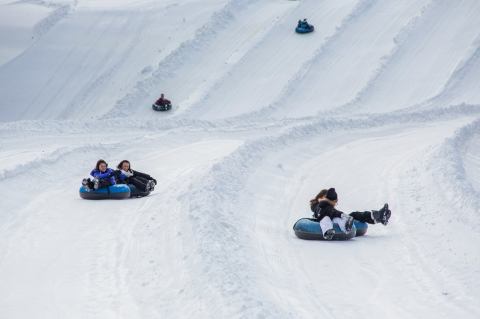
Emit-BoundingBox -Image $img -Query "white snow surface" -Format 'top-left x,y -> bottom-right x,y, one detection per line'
0,0 -> 479,318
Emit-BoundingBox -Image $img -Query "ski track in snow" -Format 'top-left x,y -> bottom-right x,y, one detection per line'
0,1 -> 480,318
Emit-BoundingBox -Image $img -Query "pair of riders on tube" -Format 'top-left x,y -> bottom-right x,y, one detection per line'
310,188 -> 391,240
82,159 -> 157,193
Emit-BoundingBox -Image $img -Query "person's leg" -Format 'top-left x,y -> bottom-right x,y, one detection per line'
135,176 -> 149,184
319,216 -> 333,235
135,176 -> 155,191
332,217 -> 346,232
333,215 -> 354,232
349,211 -> 376,224
98,179 -> 112,188
129,176 -> 149,191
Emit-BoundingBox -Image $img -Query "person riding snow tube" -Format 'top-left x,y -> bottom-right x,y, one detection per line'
79,184 -> 131,200
293,218 -> 359,240
152,93 -> 172,111
295,19 -> 314,34
80,159 -> 131,199
115,160 -> 156,197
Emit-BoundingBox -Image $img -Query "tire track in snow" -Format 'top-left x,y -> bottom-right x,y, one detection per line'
58,10 -> 147,119
107,0 -> 259,118
210,0 -> 376,122
180,0 -> 355,119
406,34 -> 480,112
433,118 -> 480,228
333,0 -> 480,115
176,105 -> 480,318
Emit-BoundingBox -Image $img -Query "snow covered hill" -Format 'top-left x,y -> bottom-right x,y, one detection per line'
0,0 -> 479,318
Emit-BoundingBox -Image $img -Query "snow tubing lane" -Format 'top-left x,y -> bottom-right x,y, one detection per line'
128,184 -> 151,198
293,218 -> 365,240
152,104 -> 172,111
79,184 -> 131,200
295,25 -> 314,34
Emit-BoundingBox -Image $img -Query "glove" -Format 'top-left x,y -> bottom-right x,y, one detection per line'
152,179 -> 157,185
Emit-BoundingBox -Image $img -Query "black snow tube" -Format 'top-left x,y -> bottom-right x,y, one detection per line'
152,103 -> 172,111
79,184 -> 131,200
128,184 -> 151,198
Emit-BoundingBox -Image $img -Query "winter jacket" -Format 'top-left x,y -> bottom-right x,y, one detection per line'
155,97 -> 171,106
311,200 -> 344,220
90,168 -> 116,185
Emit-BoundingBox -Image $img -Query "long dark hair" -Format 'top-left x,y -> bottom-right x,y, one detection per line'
95,159 -> 108,170
310,189 -> 328,207
117,160 -> 131,170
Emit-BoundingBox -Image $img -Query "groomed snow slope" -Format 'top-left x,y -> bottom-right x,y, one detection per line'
0,0 -> 479,318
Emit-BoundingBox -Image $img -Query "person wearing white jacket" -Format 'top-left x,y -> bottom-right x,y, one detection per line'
115,160 -> 157,192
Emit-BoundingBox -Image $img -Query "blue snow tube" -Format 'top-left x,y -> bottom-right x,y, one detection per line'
128,184 -> 151,198
293,218 -> 357,240
354,220 -> 368,236
295,24 -> 314,34
79,184 -> 131,200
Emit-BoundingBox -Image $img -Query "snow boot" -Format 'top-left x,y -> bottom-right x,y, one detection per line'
93,178 -> 100,190
146,180 -> 155,191
323,229 -> 335,240
372,203 -> 390,225
82,178 -> 92,190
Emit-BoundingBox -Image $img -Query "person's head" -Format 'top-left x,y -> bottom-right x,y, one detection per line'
117,160 -> 131,171
310,189 -> 328,206
96,159 -> 108,172
160,93 -> 164,98
326,188 -> 338,204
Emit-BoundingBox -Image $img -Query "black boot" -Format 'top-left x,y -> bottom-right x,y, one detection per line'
372,204 -> 390,225
82,178 -> 93,190
323,229 -> 335,240
147,180 -> 155,191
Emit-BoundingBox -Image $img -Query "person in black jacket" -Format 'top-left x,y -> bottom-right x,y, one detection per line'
310,188 -> 354,239
310,188 -> 391,240
115,160 -> 157,192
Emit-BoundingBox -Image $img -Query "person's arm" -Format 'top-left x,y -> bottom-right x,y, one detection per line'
323,206 -> 343,219
323,198 -> 336,206
92,170 -> 113,179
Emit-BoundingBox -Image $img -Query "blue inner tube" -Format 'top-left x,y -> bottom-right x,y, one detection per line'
152,103 -> 172,111
79,184 -> 131,200
128,184 -> 151,198
354,220 -> 368,236
293,218 -> 368,240
295,25 -> 314,33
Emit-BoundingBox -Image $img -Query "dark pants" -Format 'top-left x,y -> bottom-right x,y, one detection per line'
349,211 -> 375,224
85,178 -> 112,189
129,176 -> 150,191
